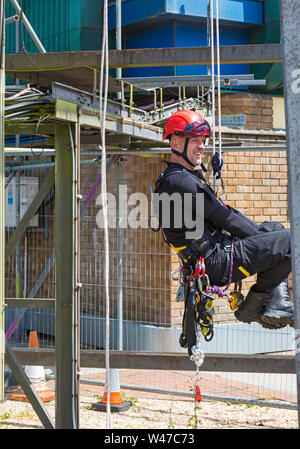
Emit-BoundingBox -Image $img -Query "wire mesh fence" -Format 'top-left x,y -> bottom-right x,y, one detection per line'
4,148 -> 297,407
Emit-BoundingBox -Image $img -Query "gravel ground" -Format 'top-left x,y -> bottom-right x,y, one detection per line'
0,395 -> 298,430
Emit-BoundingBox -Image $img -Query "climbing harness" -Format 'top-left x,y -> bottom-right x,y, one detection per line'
173,235 -> 244,402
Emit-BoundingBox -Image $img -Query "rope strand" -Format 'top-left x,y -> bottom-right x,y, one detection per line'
99,0 -> 111,429
210,0 -> 216,157
215,0 -> 222,160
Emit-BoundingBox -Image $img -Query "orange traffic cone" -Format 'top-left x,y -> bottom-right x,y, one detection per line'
9,331 -> 55,403
91,368 -> 132,412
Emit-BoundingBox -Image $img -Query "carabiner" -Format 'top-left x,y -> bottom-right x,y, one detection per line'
171,266 -> 181,281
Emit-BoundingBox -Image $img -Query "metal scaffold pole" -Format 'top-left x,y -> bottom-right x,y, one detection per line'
9,0 -> 46,53
280,0 -> 300,427
0,0 -> 5,402
116,161 -> 123,351
55,124 -> 79,429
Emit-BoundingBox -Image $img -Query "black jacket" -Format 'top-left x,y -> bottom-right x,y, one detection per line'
155,162 -> 260,247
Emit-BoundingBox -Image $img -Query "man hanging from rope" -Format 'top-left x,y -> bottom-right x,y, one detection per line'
154,109 -> 294,329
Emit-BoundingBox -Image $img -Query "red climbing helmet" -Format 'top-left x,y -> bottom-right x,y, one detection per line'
163,110 -> 211,140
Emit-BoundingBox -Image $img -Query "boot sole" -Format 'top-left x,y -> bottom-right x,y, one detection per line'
234,309 -> 259,323
261,314 -> 294,328
234,310 -> 285,329
236,316 -> 286,329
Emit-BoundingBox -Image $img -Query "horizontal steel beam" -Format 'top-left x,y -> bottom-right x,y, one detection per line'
122,80 -> 267,88
123,146 -> 287,153
5,123 -> 54,135
61,104 -> 164,142
9,349 -> 296,374
122,74 -> 266,89
52,82 -> 150,123
123,74 -> 257,84
5,44 -> 282,71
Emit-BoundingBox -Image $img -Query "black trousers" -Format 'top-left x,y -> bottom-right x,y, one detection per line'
204,222 -> 291,292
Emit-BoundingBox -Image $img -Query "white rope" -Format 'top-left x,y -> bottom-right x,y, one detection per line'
99,0 -> 111,429
210,0 -> 216,157
215,0 -> 222,159
210,0 -> 223,194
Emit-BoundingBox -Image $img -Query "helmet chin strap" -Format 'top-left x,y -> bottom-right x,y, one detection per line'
171,138 -> 197,167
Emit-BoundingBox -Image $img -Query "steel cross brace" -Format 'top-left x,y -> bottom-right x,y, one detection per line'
5,341 -> 54,429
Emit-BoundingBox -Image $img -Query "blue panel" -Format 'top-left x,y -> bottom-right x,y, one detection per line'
108,0 -> 263,29
108,0 -> 165,29
125,21 -> 175,77
174,20 -> 207,76
166,0 -> 263,25
175,21 -> 249,76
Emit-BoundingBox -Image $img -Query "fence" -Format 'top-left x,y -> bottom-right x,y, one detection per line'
4,147 -> 297,409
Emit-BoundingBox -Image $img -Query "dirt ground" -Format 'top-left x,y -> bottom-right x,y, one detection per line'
0,393 -> 298,430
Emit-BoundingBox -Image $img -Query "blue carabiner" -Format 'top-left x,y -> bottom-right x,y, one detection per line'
211,152 -> 223,180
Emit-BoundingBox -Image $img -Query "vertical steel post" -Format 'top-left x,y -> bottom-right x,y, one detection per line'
55,124 -> 77,429
73,120 -> 81,427
0,0 -> 5,402
280,0 -> 300,427
116,162 -> 123,351
15,13 -> 20,301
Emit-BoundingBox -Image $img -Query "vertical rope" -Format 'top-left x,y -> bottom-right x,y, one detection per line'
210,0 -> 217,194
215,0 -> 222,160
210,0 -> 215,155
0,0 -> 5,403
99,0 -> 111,429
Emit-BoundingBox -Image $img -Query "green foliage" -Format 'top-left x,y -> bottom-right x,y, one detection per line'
187,404 -> 202,429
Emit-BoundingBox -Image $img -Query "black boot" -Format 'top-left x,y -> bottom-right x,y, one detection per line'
261,279 -> 294,328
234,285 -> 286,329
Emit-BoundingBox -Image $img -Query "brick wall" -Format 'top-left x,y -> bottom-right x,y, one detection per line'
217,93 -> 273,130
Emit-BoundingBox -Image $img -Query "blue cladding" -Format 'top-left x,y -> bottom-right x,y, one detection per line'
126,20 -> 249,78
174,21 -> 208,76
125,21 -> 176,77
108,0 -> 165,28
166,0 -> 263,25
110,0 -> 260,81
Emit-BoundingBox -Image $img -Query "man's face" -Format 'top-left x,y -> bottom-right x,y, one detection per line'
170,134 -> 206,166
